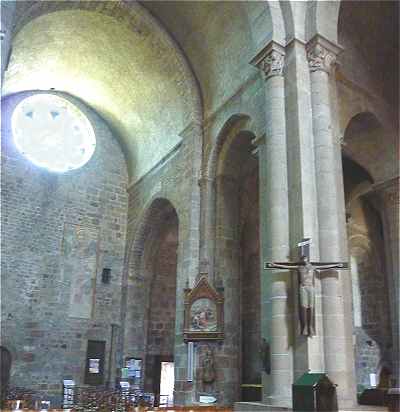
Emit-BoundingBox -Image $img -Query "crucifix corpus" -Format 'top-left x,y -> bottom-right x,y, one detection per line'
264,238 -> 348,337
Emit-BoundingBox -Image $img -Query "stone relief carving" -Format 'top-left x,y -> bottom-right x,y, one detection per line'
259,50 -> 285,78
307,43 -> 337,73
201,347 -> 216,392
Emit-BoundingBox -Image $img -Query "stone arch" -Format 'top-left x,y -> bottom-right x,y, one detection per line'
337,0 -> 398,133
128,197 -> 179,281
342,111 -> 397,184
343,153 -> 393,392
206,114 -> 253,180
123,196 -> 179,402
305,0 -> 341,43
265,1 -> 287,46
340,107 -> 389,140
11,1 -> 202,126
200,114 -> 258,281
7,1 -> 203,182
212,116 -> 260,402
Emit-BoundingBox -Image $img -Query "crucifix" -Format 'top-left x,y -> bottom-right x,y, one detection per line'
264,238 -> 348,337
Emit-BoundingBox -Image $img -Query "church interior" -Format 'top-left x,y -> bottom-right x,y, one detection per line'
1,1 -> 399,411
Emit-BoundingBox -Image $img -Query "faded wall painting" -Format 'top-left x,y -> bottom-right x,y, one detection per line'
62,223 -> 99,319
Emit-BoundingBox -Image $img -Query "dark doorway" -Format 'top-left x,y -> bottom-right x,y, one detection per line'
84,340 -> 106,386
146,355 -> 174,406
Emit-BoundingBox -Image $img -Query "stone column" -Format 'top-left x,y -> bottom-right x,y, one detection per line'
306,35 -> 356,407
251,42 -> 292,407
375,177 -> 400,386
198,175 -> 216,281
282,38 -> 324,392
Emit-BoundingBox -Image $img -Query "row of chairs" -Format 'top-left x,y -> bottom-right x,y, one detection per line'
3,386 -> 154,411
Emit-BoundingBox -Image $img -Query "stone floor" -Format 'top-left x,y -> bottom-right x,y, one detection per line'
233,401 -> 389,412
1,405 -> 390,412
1,408 -> 234,412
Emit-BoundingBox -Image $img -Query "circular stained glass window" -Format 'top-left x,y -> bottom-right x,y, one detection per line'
12,94 -> 96,172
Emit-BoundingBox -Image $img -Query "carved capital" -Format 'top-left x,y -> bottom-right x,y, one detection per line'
259,50 -> 285,78
250,41 -> 285,79
306,35 -> 343,74
307,44 -> 336,73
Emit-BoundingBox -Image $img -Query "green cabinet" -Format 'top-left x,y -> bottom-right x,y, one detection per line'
292,373 -> 338,412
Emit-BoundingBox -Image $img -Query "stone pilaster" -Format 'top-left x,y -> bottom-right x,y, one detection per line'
306,34 -> 356,407
251,41 -> 292,408
198,175 -> 216,282
174,121 -> 203,405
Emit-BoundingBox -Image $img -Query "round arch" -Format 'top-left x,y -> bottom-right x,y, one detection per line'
11,1 -> 202,123
6,1 -> 203,182
342,111 -> 397,184
128,196 -> 180,281
212,115 -> 260,402
305,0 -> 341,43
122,196 -> 179,402
199,113 -> 259,282
206,114 -> 254,180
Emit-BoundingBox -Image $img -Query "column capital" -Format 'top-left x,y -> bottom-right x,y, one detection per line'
306,34 -> 343,74
250,41 -> 286,79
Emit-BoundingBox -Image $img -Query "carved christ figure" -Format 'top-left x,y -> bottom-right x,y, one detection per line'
265,255 -> 347,336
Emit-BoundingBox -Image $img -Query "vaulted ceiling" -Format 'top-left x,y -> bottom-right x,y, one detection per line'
3,2 -> 196,182
3,1 -> 272,183
144,1 -> 271,118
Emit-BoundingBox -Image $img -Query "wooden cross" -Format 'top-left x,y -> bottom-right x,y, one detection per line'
264,238 -> 348,337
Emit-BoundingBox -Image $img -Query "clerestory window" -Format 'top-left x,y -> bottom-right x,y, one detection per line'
12,94 -> 96,172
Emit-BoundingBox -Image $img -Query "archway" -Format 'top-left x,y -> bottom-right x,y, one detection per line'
342,115 -> 393,395
144,205 -> 178,405
124,198 -> 179,406
215,128 -> 261,402
337,0 -> 399,390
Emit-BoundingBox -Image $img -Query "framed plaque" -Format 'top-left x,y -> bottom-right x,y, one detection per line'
183,276 -> 224,341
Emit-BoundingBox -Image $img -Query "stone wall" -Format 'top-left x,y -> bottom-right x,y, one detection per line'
122,89 -> 264,406
122,123 -> 202,405
240,168 -> 261,386
1,91 -> 128,405
146,218 -> 178,358
144,214 -> 178,394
